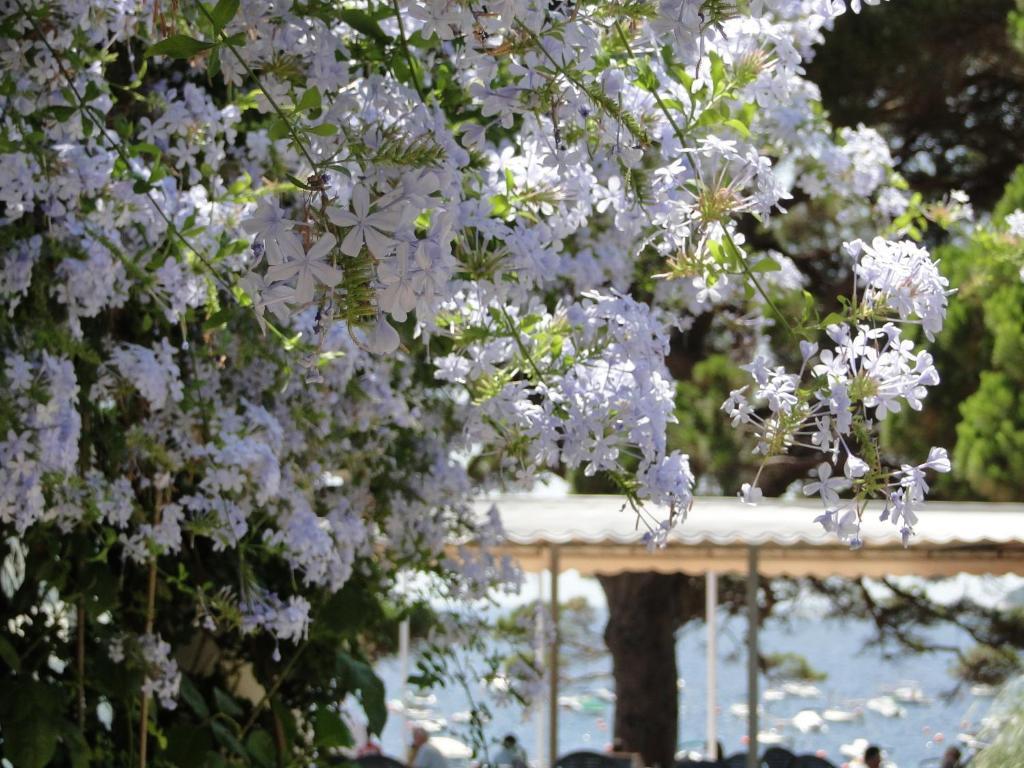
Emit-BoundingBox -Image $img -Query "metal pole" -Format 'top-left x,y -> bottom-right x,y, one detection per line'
746,547 -> 759,768
536,570 -> 547,768
706,571 -> 718,761
548,545 -> 561,768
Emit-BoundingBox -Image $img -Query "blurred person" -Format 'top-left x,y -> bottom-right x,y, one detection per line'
493,734 -> 527,768
358,739 -> 382,757
864,745 -> 882,768
941,746 -> 962,768
411,727 -> 449,768
605,736 -> 643,768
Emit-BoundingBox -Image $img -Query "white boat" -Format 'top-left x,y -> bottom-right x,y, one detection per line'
865,696 -> 907,718
432,736 -> 473,760
387,698 -> 406,714
781,682 -> 822,699
763,688 -> 786,702
450,710 -> 473,724
558,695 -> 584,712
677,678 -> 686,691
576,695 -> 607,715
728,702 -> 763,718
970,683 -> 997,697
823,706 -> 864,723
487,675 -> 511,693
840,738 -> 870,759
594,687 -> 617,702
411,717 -> 446,734
757,729 -> 790,746
406,692 -> 438,708
891,683 -> 931,705
405,707 -> 436,720
790,709 -> 826,733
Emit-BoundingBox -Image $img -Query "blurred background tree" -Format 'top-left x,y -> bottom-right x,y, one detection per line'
808,0 -> 1024,208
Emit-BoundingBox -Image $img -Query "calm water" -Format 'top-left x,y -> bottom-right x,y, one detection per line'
374,597 -> 997,768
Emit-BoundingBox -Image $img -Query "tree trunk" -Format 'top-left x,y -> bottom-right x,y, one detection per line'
598,573 -> 703,768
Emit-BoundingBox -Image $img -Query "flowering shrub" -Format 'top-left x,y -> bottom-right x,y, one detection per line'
0,0 -> 957,764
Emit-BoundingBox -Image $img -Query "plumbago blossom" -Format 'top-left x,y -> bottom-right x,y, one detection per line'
725,236 -> 954,546
0,0 -> 960,761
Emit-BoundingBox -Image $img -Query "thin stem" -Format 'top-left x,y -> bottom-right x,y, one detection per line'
499,306 -> 547,386
612,21 -> 687,147
238,642 -> 309,739
139,494 -> 162,768
139,560 -> 158,768
196,2 -> 319,170
724,230 -> 797,340
15,0 -> 229,290
390,0 -> 426,101
77,601 -> 86,728
515,21 -> 648,146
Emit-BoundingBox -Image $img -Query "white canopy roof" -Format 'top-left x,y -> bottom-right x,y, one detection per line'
475,495 -> 1024,577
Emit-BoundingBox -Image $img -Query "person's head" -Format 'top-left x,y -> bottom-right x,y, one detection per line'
503,735 -> 518,749
864,746 -> 882,768
412,727 -> 429,748
942,746 -> 962,767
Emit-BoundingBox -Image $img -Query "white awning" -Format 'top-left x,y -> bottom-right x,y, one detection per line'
474,495 -> 1024,577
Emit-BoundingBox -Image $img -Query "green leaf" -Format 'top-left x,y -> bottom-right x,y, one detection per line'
338,653 -> 387,734
314,707 -> 352,749
162,724 -> 214,767
286,173 -> 313,190
0,634 -> 20,672
750,257 -> 781,273
208,45 -> 222,79
214,687 -> 244,718
339,8 -> 391,43
58,722 -> 91,768
203,752 -> 229,768
307,123 -> 337,136
268,118 -> 291,141
489,194 -> 511,219
296,86 -> 322,113
146,34 -> 216,59
709,51 -> 727,96
180,676 -> 210,719
130,142 -> 162,159
203,307 -> 233,331
0,683 -> 61,768
724,118 -> 751,138
209,0 -> 240,31
211,720 -> 247,757
635,61 -> 659,93
246,730 -> 276,768
3,722 -> 53,767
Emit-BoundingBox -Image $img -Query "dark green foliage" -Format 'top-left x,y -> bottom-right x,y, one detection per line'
808,0 -> 1024,207
884,166 -> 1024,500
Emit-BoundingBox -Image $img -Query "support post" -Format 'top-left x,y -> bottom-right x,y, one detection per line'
746,547 -> 759,768
535,570 -> 547,768
705,571 -> 718,761
399,616 -> 410,736
548,545 -> 561,768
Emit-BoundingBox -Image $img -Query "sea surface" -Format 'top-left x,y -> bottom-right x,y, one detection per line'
373,577 -> 1013,768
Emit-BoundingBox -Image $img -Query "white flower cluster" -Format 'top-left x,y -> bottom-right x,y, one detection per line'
725,238 -> 953,545
240,592 -> 312,658
139,633 -> 183,711
1007,210 -> 1024,238
1,353 -> 80,532
1,0 -> 948,724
